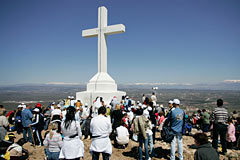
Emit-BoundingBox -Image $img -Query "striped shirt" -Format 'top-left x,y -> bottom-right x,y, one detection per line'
43,130 -> 63,152
213,107 -> 228,124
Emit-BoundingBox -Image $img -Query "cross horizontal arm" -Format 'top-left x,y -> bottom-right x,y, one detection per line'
105,24 -> 125,35
82,28 -> 98,38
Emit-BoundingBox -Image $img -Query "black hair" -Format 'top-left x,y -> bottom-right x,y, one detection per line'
0,105 -> 4,108
144,97 -> 149,105
193,133 -> 209,145
149,101 -> 153,107
64,106 -> 76,129
217,99 -> 223,107
17,138 -> 26,146
120,120 -> 125,126
228,118 -> 233,123
202,109 -> 206,112
98,106 -> 106,115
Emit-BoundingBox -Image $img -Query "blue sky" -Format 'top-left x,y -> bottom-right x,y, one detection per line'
0,0 -> 239,85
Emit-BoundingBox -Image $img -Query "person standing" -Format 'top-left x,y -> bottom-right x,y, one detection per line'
111,104 -> 123,133
110,96 -> 120,112
81,103 -> 90,139
59,106 -> 84,160
201,109 -> 210,132
165,99 -> 185,160
142,94 -> 146,103
226,119 -> 236,149
211,99 -> 228,155
43,122 -> 63,160
90,106 -> 112,160
30,108 -> 44,146
133,109 -> 150,160
15,105 -> 23,134
21,104 -> 33,144
150,92 -> 157,106
166,100 -> 174,117
0,109 -> 9,141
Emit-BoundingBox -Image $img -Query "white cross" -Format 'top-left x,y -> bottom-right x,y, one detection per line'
82,6 -> 125,73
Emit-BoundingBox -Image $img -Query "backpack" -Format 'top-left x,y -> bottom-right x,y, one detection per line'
161,126 -> 174,143
161,111 -> 174,143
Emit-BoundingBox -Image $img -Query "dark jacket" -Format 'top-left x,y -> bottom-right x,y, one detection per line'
194,143 -> 219,160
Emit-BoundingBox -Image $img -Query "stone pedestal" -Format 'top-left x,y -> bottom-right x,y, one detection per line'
76,72 -> 126,105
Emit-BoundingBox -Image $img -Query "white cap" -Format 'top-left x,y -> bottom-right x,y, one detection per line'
21,103 -> 25,105
76,107 -> 80,109
52,102 -> 55,105
33,108 -> 40,112
147,106 -> 152,111
160,104 -> 164,108
85,103 -> 88,106
142,104 -> 147,109
18,105 -> 23,108
143,109 -> 149,118
173,99 -> 180,105
168,100 -> 173,104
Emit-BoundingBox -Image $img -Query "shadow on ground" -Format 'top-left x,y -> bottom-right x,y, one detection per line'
154,146 -> 171,159
122,146 -> 139,159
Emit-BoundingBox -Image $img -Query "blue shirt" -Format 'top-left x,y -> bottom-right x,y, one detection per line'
167,107 -> 185,134
21,109 -> 33,127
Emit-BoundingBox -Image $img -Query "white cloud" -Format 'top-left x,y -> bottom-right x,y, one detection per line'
223,80 -> 240,83
128,82 -> 192,86
45,82 -> 81,85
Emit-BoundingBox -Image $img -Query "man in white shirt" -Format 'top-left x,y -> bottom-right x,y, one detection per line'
90,106 -> 112,160
51,105 -> 62,121
115,121 -> 129,148
151,92 -> 157,106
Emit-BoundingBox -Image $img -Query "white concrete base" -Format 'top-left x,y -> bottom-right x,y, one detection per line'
76,72 -> 126,105
87,72 -> 117,92
76,90 -> 126,106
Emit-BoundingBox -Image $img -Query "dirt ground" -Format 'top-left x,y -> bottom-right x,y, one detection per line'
11,129 -> 240,160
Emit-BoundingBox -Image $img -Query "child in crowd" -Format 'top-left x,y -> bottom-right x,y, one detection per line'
226,119 -> 236,149
43,122 -> 63,160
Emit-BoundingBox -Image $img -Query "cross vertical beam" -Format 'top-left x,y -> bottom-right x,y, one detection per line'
82,6 -> 125,74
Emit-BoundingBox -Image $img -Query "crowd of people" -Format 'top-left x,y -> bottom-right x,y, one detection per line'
0,93 -> 240,160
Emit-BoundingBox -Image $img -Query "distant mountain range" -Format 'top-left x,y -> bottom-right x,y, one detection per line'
0,81 -> 240,91
119,82 -> 240,91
